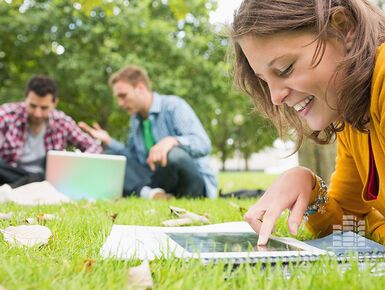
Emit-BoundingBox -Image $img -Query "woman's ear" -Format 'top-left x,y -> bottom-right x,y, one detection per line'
330,8 -> 355,51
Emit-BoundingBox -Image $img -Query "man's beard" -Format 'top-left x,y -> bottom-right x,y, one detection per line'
28,116 -> 47,126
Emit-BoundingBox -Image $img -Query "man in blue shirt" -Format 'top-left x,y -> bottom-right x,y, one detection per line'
79,65 -> 217,199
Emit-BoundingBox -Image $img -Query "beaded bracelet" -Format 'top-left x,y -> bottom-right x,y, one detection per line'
303,175 -> 328,221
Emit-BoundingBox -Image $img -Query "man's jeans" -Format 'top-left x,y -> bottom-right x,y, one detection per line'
122,147 -> 205,198
0,158 -> 44,188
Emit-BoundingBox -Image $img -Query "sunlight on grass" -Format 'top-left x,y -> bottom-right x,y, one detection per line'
0,173 -> 384,289
218,171 -> 278,192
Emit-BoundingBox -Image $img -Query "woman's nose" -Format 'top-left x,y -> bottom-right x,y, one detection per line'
268,81 -> 290,105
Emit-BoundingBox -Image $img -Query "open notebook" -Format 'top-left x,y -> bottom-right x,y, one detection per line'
100,222 -> 329,264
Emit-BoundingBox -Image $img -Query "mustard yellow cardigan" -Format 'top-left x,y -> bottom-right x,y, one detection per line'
307,43 -> 385,244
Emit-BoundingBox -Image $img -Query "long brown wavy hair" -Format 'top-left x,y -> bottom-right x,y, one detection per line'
231,0 -> 385,150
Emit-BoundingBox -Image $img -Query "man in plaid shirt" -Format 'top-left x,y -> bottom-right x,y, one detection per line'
0,75 -> 102,188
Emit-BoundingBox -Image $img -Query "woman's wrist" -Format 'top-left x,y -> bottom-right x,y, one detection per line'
304,175 -> 328,220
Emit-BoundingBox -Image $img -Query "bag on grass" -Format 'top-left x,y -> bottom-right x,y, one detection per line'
218,188 -> 265,199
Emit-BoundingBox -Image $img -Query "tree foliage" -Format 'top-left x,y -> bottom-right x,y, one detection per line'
0,0 -> 277,170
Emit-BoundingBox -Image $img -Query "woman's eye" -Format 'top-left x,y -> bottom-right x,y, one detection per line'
278,64 -> 293,76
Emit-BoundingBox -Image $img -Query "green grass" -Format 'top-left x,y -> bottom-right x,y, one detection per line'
218,171 -> 278,192
1,172 -> 385,289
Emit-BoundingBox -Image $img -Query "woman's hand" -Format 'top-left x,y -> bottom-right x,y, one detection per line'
245,166 -> 315,245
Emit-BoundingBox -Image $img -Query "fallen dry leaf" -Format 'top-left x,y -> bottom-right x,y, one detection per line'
0,212 -> 13,220
83,259 -> 96,273
24,218 -> 36,224
162,218 -> 194,227
169,205 -> 209,223
110,213 -> 118,222
36,213 -> 56,222
127,260 -> 153,289
228,201 -> 247,215
169,206 -> 187,215
0,225 -> 52,247
178,212 -> 209,223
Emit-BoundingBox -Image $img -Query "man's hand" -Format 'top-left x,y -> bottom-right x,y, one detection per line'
78,121 -> 112,146
147,136 -> 179,171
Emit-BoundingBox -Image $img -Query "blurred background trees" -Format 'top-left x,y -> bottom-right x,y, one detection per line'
0,0 -> 277,170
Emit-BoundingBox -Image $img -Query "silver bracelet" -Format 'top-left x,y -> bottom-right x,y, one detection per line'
303,175 -> 328,221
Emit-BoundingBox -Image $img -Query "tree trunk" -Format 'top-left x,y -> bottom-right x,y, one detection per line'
243,152 -> 251,171
298,139 -> 337,185
244,157 -> 249,171
220,149 -> 227,171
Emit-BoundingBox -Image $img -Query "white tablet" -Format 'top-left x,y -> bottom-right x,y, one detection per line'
100,222 -> 329,264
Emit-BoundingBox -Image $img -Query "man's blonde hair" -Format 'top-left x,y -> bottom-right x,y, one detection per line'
108,65 -> 151,89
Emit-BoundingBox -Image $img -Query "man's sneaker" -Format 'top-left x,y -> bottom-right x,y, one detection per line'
150,188 -> 168,200
140,186 -> 174,200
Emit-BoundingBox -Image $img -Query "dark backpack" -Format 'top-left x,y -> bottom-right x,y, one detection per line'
218,188 -> 265,199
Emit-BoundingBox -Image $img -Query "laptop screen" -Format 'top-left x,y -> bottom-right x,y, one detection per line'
46,150 -> 126,200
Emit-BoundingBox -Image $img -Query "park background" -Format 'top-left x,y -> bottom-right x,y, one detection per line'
2,1 -> 385,289
0,0 -> 342,185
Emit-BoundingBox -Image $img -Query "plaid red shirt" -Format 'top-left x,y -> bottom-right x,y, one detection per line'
0,102 -> 102,166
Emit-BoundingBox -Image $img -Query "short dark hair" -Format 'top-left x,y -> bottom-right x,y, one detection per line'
26,75 -> 57,100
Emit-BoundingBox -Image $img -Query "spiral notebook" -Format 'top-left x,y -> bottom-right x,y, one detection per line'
100,222 -> 329,264
304,231 -> 385,261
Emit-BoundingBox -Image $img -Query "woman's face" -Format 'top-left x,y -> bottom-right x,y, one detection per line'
238,32 -> 347,131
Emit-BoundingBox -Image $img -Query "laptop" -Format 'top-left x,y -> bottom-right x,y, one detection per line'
46,150 -> 126,200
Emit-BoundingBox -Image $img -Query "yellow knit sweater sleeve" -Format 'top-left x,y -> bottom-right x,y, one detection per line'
306,43 -> 385,244
306,133 -> 372,237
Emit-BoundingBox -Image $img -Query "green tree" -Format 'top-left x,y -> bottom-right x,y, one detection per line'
0,0 -> 277,168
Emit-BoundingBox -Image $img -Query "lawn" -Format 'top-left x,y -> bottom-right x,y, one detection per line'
1,172 -> 385,289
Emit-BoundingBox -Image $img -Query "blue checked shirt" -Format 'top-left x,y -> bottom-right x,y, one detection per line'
107,92 -> 218,198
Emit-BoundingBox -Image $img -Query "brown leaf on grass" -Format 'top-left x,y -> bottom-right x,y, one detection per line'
162,218 -> 194,227
83,259 -> 96,273
169,205 -> 209,223
0,212 -> 13,220
110,213 -> 118,222
24,218 -> 36,224
228,202 -> 247,215
0,225 -> 52,247
127,260 -> 153,289
178,212 -> 209,223
169,206 -> 187,215
36,213 -> 56,223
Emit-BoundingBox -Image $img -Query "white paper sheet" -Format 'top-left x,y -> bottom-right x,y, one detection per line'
0,181 -> 71,205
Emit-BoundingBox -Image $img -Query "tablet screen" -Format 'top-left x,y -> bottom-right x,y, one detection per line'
167,232 -> 303,253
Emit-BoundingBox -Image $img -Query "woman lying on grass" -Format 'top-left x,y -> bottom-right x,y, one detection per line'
231,0 -> 385,245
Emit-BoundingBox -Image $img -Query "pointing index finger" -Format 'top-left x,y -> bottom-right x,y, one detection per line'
257,209 -> 280,245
